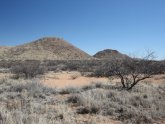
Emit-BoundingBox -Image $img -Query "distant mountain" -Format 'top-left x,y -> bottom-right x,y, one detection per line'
93,49 -> 131,60
0,37 -> 92,60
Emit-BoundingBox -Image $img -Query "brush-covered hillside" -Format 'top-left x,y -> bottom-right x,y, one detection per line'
0,37 -> 92,60
93,49 -> 131,60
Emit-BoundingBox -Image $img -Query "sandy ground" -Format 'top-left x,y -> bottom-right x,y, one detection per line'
0,73 -> 13,79
41,71 -> 110,88
145,74 -> 165,83
41,71 -> 165,88
1,71 -> 165,89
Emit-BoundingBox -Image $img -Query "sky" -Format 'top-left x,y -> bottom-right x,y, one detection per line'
0,0 -> 165,59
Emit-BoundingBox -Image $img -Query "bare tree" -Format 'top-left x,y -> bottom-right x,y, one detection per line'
108,52 -> 162,90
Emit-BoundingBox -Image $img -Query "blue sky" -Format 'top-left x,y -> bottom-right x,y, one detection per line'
0,0 -> 165,59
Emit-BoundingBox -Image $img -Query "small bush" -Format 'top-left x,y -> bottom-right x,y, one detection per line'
11,60 -> 47,79
76,106 -> 99,114
59,87 -> 82,94
70,83 -> 165,124
10,80 -> 57,97
67,95 -> 80,104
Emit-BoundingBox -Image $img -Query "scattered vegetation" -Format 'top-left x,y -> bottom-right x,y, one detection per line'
67,82 -> 165,124
0,75 -> 165,124
11,60 -> 47,79
0,53 -> 165,124
93,52 -> 165,90
0,78 -> 77,124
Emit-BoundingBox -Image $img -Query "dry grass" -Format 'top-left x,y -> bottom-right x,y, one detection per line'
0,78 -> 121,124
0,78 -> 76,124
0,72 -> 165,124
67,82 -> 165,124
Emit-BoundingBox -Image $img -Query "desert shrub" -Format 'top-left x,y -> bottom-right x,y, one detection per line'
0,78 -> 6,85
70,83 -> 165,124
95,55 -> 165,90
10,80 -> 57,96
92,68 -> 107,77
0,104 -> 77,124
90,52 -> 165,90
11,60 -> 47,79
158,82 -> 165,95
44,60 -> 107,73
1,79 -> 108,124
76,106 -> 99,114
59,87 -> 82,94
82,85 -> 96,91
0,68 -> 10,73
81,82 -> 115,91
67,95 -> 81,104
0,60 -> 23,68
0,60 -> 13,68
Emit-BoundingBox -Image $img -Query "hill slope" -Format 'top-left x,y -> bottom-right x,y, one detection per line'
0,37 -> 92,60
93,49 -> 130,60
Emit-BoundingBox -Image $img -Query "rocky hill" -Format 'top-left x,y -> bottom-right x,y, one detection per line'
0,37 -> 92,60
93,49 -> 130,60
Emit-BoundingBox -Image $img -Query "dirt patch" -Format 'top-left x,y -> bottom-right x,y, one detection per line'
41,71 -> 165,88
144,74 -> 165,83
41,71 -> 109,88
0,73 -> 13,79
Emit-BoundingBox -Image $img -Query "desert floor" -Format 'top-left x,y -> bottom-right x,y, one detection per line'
40,71 -> 165,88
0,71 -> 165,124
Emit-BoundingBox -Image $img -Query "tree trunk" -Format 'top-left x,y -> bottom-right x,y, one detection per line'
127,82 -> 137,90
120,76 -> 126,88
